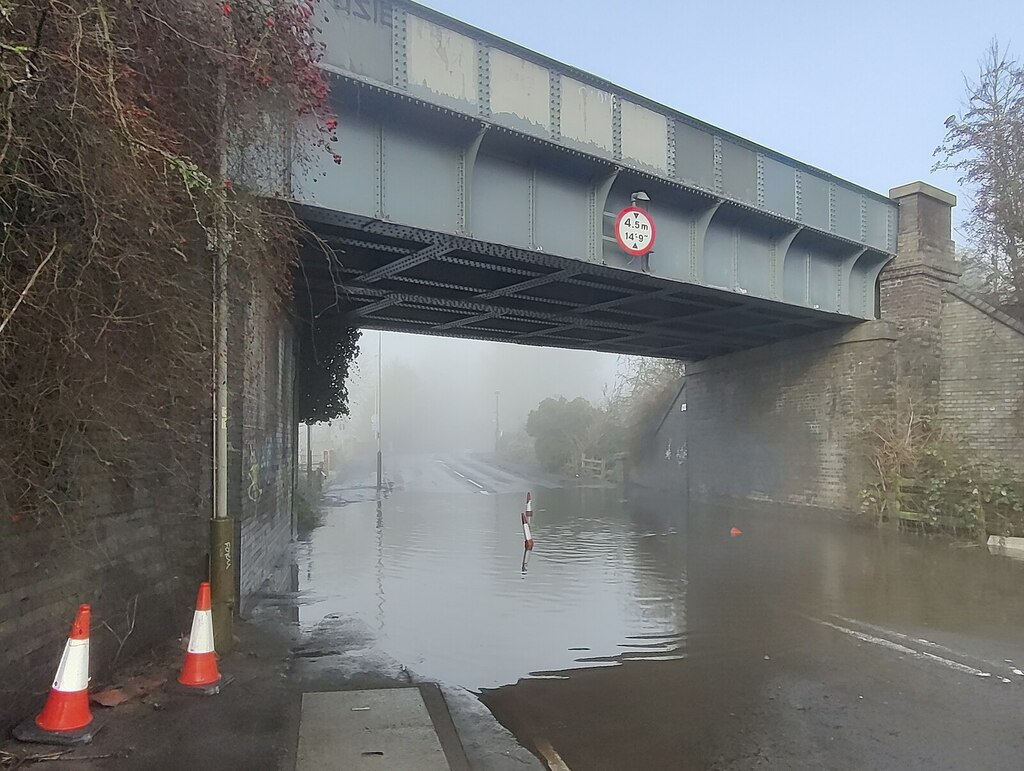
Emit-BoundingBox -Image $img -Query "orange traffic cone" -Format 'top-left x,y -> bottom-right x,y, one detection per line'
14,604 -> 95,746
730,527 -> 742,537
525,492 -> 533,519
522,512 -> 534,551
178,582 -> 223,694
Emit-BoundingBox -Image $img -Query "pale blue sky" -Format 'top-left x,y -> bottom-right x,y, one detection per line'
420,0 -> 1021,242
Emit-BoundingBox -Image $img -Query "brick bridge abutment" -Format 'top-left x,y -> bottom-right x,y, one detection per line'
636,182 -> 1024,513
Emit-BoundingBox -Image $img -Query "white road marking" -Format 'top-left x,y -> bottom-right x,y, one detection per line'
434,460 -> 488,492
918,651 -> 991,677
814,618 -> 992,678
816,619 -> 917,655
829,615 -> 1017,676
832,615 -> 963,657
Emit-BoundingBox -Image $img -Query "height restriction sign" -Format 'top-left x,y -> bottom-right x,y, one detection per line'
614,206 -> 656,257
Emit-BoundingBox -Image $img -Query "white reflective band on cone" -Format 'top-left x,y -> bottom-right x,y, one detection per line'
187,610 -> 215,654
523,521 -> 532,541
51,638 -> 89,693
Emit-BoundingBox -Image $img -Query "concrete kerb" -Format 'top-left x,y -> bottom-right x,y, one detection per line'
295,685 -> 471,771
987,535 -> 1024,555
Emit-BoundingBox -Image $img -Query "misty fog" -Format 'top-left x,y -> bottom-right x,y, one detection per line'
308,332 -> 622,460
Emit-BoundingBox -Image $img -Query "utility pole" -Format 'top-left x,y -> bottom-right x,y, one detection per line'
376,331 -> 383,494
494,390 -> 501,453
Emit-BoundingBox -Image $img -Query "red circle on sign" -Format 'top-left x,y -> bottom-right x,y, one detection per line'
614,206 -> 657,257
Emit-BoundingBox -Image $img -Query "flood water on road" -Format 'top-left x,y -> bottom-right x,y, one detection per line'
298,454 -> 1024,770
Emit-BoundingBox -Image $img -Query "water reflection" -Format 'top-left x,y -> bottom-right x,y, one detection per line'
298,467 -> 1024,769
298,482 -> 687,689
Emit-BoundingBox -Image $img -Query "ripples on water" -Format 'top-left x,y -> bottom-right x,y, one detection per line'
298,484 -> 689,690
299,476 -> 1024,689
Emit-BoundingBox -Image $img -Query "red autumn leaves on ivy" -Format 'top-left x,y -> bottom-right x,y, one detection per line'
222,0 -> 339,152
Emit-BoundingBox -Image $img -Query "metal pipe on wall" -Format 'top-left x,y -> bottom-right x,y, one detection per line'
209,66 -> 235,655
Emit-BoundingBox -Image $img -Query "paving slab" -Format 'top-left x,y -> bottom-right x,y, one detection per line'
296,688 -> 451,771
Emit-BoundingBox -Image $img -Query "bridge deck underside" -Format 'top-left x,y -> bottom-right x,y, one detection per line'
296,205 -> 853,360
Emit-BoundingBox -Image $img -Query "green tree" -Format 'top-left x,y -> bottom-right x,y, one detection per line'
525,397 -> 599,472
936,41 -> 1024,317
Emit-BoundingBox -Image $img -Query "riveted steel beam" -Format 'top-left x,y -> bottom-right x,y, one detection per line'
691,201 -> 722,283
771,227 -> 802,300
514,323 -> 577,340
350,296 -> 404,319
347,287 -> 678,342
295,199 -> 857,360
837,247 -> 868,314
475,268 -> 581,300
319,236 -> 415,256
357,241 -> 454,283
460,127 -> 487,235
434,308 -> 506,331
591,169 -> 619,262
575,287 -> 678,314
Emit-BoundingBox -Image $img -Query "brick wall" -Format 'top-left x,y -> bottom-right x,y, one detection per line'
939,287 -> 1024,472
0,443 -> 210,730
879,269 -> 950,398
635,323 -> 897,512
231,273 -> 297,609
0,276 -> 297,731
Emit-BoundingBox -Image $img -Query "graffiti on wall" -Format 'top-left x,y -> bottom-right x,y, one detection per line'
247,433 -> 280,502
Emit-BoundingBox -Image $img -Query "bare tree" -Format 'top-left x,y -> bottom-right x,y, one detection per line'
935,41 -> 1024,317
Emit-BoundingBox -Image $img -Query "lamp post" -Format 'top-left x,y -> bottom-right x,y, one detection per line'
376,331 -> 383,494
494,390 -> 501,453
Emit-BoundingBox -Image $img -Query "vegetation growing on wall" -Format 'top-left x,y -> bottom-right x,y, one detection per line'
297,313 -> 360,424
611,357 -> 685,457
0,0 -> 354,526
862,398 -> 1024,538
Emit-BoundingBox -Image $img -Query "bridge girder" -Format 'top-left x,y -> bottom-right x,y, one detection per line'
278,76 -> 890,324
234,0 -> 901,358
296,207 -> 846,360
